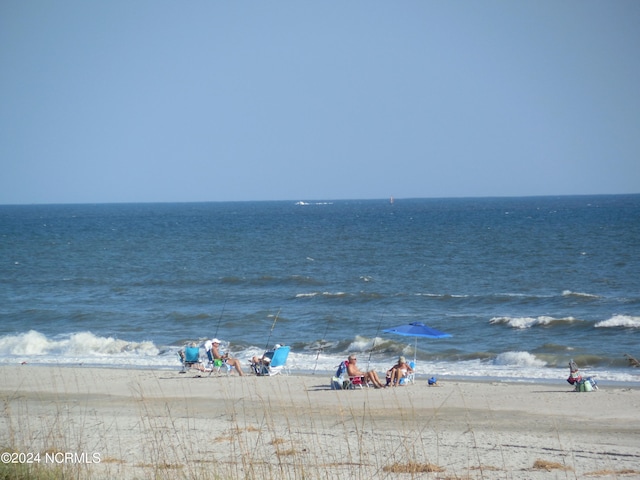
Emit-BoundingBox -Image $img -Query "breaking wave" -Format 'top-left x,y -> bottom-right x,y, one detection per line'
489,316 -> 578,329
1,330 -> 638,383
595,315 -> 640,328
0,330 -> 160,364
494,351 -> 547,367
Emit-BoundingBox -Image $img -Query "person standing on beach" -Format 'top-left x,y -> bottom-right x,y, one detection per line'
346,354 -> 385,388
209,338 -> 245,376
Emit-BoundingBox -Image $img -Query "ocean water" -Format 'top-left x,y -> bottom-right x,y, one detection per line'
1,195 -> 639,383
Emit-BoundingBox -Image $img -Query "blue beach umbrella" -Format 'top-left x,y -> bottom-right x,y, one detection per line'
383,322 -> 452,364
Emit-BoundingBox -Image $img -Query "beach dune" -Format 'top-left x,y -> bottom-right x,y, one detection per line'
1,365 -> 639,479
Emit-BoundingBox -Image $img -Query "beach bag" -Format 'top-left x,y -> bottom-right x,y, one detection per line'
331,361 -> 350,390
576,378 -> 594,392
575,377 -> 597,392
576,380 -> 590,392
330,376 -> 345,390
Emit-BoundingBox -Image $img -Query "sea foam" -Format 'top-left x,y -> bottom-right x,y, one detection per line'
489,316 -> 577,329
0,330 -> 160,361
494,351 -> 547,367
595,315 -> 640,328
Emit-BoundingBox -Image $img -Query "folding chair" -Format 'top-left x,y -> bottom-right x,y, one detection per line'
206,348 -> 231,376
254,346 -> 291,376
332,360 -> 369,389
179,345 -> 205,373
400,361 -> 416,385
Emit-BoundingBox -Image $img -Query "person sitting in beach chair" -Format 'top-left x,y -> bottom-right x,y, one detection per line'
251,344 -> 290,376
179,343 -> 206,373
204,339 -> 231,375
250,343 -> 281,375
566,359 -> 582,386
386,356 -> 414,386
567,359 -> 598,392
346,354 -> 385,388
206,338 -> 245,376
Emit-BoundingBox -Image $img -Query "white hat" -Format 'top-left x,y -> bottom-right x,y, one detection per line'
274,344 -> 282,349
399,356 -> 406,363
212,338 -> 221,344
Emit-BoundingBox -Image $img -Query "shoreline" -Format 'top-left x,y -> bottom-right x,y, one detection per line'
5,361 -> 640,388
2,365 -> 639,479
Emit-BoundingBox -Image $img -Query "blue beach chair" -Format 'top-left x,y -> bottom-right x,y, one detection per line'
179,344 -> 204,373
254,346 -> 290,376
206,348 -> 231,376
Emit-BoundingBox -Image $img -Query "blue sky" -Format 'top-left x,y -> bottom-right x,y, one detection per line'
2,1 -> 639,204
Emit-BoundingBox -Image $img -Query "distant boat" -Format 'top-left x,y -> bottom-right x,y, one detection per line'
390,196 -> 394,205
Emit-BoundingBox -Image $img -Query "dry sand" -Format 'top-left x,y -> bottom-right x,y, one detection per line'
1,365 -> 639,479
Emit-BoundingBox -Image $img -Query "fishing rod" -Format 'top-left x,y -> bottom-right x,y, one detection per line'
208,300 -> 227,377
213,300 -> 226,339
313,320 -> 331,374
366,312 -> 384,371
263,308 -> 281,353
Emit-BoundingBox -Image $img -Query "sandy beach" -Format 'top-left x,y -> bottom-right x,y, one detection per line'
1,365 -> 639,479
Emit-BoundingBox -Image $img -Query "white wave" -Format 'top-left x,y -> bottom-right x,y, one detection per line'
489,316 -> 575,329
415,293 -> 469,298
595,315 -> 640,328
295,291 -> 347,299
494,351 -> 547,367
0,330 -> 159,360
0,330 -> 54,355
347,335 -> 384,352
562,290 -> 599,298
2,331 -> 638,384
64,332 -> 159,356
280,351 -> 639,384
0,338 -> 640,388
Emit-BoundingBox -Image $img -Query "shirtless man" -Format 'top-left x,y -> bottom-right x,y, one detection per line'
346,354 -> 385,388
